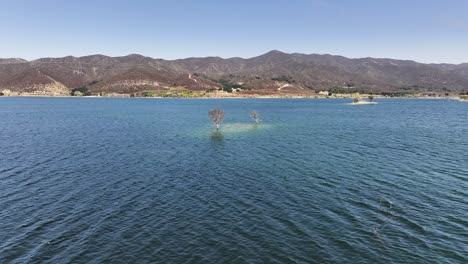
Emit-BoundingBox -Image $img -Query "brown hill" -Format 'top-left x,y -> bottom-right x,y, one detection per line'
0,51 -> 467,95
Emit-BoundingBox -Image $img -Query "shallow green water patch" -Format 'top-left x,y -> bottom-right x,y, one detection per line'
191,123 -> 274,138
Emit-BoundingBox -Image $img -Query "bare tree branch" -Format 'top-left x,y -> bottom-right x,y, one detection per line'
208,109 -> 224,130
250,111 -> 260,124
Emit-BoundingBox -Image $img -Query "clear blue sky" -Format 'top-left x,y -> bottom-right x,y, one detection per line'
0,0 -> 467,63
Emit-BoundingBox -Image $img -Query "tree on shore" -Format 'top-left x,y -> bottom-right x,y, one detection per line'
73,90 -> 84,96
352,93 -> 361,103
208,109 -> 224,130
250,111 -> 260,124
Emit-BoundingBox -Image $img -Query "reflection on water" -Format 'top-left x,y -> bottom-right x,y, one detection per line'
210,130 -> 224,143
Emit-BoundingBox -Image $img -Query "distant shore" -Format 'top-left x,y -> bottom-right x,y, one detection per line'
3,85 -> 467,100
1,94 -> 465,101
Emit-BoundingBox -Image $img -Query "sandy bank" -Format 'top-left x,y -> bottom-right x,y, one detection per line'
347,101 -> 378,105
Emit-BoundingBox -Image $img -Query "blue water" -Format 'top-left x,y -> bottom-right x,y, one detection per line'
0,97 -> 467,263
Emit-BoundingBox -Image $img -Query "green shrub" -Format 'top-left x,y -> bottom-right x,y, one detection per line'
71,86 -> 91,96
73,91 -> 84,96
142,91 -> 156,97
216,79 -> 244,93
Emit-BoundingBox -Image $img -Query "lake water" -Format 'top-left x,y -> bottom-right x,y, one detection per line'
0,97 -> 467,263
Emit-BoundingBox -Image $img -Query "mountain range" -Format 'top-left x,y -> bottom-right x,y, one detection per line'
1,50 -> 467,96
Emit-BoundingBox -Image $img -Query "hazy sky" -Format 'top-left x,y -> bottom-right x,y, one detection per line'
0,0 -> 467,63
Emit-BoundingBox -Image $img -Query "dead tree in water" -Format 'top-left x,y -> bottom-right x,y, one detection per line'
250,111 -> 260,124
208,109 -> 224,130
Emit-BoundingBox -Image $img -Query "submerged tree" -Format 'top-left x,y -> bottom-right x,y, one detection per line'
208,109 -> 224,130
250,111 -> 260,124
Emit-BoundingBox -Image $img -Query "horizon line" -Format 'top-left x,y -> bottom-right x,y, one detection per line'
1,50 -> 467,66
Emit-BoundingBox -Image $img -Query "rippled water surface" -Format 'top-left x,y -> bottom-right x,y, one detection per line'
0,98 -> 467,263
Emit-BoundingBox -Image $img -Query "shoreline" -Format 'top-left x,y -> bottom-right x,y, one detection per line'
1,95 -> 465,100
